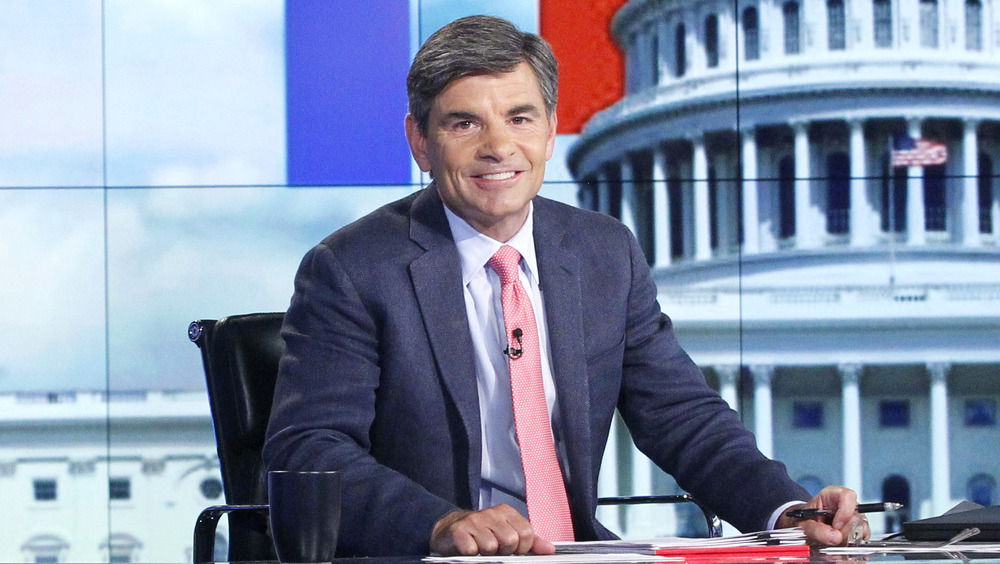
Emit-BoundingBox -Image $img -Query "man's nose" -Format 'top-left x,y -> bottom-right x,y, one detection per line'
477,124 -> 515,161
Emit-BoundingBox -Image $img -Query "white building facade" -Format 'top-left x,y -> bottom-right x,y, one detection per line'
0,390 -> 223,563
570,0 -> 1000,537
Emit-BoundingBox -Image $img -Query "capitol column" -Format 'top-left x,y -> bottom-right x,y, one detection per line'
962,119 -> 981,247
750,365 -> 775,459
742,127 -> 761,254
656,20 -> 672,83
849,119 -> 873,246
597,414 -> 621,528
620,156 -> 638,235
793,121 -> 819,248
839,363 -> 863,496
653,149 -> 673,267
906,118 -> 927,245
715,365 -> 740,412
929,362 -> 952,515
597,170 -> 611,216
578,176 -> 597,211
693,134 -> 713,260
628,433 -> 659,536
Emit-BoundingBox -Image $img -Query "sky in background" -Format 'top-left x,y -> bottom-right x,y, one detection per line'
0,0 -> 581,392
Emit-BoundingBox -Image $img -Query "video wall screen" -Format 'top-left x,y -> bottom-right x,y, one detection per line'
1,0 -> 997,561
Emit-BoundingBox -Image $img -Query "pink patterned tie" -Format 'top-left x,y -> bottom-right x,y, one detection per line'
488,245 -> 575,542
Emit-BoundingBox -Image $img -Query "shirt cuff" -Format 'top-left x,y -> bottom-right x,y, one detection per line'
768,500 -> 807,530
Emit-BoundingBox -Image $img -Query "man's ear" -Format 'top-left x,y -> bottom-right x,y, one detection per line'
404,114 -> 432,172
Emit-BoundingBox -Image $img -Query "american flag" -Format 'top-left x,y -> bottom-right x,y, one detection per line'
891,135 -> 948,167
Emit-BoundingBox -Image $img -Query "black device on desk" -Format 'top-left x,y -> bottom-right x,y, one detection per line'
904,505 -> 1000,541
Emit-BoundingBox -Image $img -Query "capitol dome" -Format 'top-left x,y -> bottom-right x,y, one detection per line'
568,0 -> 1000,535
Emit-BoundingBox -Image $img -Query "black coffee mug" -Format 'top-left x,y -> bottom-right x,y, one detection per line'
268,470 -> 341,563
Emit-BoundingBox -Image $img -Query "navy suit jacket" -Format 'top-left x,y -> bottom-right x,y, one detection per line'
263,187 -> 808,556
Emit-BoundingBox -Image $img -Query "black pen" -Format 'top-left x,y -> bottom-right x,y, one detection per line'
786,502 -> 904,519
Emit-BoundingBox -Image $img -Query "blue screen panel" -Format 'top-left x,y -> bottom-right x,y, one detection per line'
286,0 -> 411,186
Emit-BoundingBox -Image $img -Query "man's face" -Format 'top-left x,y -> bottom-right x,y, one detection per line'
405,62 -> 557,242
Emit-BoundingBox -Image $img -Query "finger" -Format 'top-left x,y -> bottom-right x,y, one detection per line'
502,512 -> 540,555
827,488 -> 859,530
474,505 -> 535,555
799,517 -> 843,546
430,510 -> 480,556
481,505 -> 554,555
464,511 -> 507,555
530,534 -> 557,555
487,520 -> 523,555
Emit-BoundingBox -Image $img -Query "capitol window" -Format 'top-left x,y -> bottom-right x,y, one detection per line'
793,401 -> 825,428
742,7 -> 760,60
20,535 -> 69,564
200,477 -> 224,500
980,154 -> 994,233
101,533 -> 141,564
879,400 -> 911,428
784,1 -> 801,54
964,398 -> 996,427
967,474 -> 996,506
966,0 -> 983,50
827,152 -> 851,234
33,478 -> 57,502
828,0 -> 847,50
881,157 -> 908,232
675,23 -> 686,77
705,14 -> 719,68
924,165 -> 947,231
920,0 -> 939,48
109,477 -> 131,501
874,0 -> 893,47
779,156 -> 796,239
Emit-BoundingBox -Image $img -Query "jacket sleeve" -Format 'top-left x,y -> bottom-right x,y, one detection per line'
613,228 -> 809,533
262,243 -> 457,556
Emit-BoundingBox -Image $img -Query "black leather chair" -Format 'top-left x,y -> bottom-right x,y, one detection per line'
189,312 -> 721,562
189,313 -> 284,563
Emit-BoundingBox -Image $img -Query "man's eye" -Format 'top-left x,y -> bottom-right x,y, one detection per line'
454,120 -> 474,129
511,116 -> 528,125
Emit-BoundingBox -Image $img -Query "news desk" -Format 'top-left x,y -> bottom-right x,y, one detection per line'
228,552 -> 1000,564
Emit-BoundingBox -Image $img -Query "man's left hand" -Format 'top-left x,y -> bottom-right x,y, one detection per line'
777,486 -> 871,546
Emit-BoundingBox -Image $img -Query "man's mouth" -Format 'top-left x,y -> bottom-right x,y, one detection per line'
477,171 -> 517,181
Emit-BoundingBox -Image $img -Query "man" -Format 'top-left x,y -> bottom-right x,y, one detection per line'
263,15 -> 868,557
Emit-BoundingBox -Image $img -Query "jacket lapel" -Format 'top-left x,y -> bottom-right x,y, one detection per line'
533,199 -> 596,533
407,187 -> 482,508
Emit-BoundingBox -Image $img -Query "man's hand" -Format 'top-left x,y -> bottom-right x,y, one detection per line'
430,505 -> 557,556
777,486 -> 871,546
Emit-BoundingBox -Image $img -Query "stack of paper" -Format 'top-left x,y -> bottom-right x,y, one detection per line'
425,528 -> 811,563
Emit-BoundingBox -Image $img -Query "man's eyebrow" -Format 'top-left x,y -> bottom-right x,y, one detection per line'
442,110 -> 479,123
507,104 -> 541,116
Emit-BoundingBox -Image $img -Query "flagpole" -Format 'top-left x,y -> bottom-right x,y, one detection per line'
886,132 -> 947,288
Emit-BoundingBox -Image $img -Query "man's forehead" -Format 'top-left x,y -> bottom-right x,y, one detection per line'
432,65 -> 545,109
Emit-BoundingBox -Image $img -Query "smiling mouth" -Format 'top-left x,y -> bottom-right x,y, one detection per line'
477,171 -> 518,181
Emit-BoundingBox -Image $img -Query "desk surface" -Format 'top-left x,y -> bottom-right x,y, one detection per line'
226,552 -> 1000,564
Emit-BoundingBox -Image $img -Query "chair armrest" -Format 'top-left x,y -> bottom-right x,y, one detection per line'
597,494 -> 723,537
193,504 -> 270,564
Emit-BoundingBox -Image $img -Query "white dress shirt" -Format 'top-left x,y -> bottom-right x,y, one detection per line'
443,203 -> 564,518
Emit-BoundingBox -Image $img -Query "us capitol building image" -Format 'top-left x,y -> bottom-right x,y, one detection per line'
571,0 -> 1000,538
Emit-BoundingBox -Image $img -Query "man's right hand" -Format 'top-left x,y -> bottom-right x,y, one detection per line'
429,505 -> 557,556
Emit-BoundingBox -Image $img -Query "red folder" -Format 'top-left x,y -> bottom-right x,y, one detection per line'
655,543 -> 812,562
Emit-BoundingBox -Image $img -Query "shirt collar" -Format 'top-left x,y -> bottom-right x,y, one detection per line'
443,203 -> 539,287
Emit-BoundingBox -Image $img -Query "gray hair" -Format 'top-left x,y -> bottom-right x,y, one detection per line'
407,15 -> 559,135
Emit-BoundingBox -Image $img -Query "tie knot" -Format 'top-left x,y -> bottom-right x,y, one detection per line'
488,245 -> 522,286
